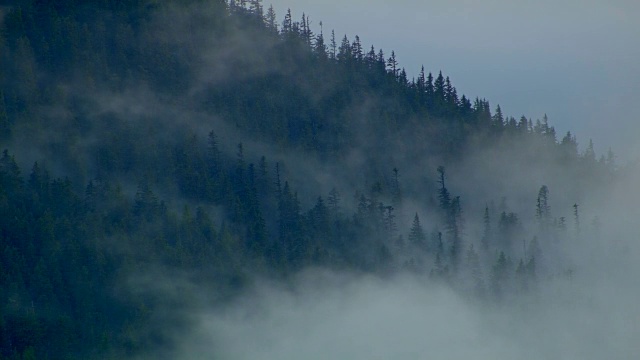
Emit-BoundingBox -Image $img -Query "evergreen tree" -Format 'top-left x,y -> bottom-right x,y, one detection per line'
352,35 -> 363,61
416,66 -> 426,94
386,51 -> 398,77
583,138 -> 596,164
313,21 -> 327,59
249,0 -> 263,17
491,251 -> 511,299
329,29 -> 337,60
282,8 -> 293,34
444,76 -> 458,107
465,244 -> 485,296
434,71 -> 446,105
492,105 -> 504,132
300,13 -> 313,47
425,72 -> 435,105
408,213 -> 426,248
448,196 -> 463,267
337,35 -> 352,62
264,5 -> 278,32
481,205 -> 492,250
535,185 -> 550,230
0,91 -> 10,138
437,166 -> 451,212
391,167 -> 402,208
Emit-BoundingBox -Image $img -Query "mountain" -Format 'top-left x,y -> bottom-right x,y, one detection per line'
0,1 -> 620,359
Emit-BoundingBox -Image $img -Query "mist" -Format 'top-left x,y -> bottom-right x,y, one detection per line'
135,123 -> 640,360
1,1 -> 638,359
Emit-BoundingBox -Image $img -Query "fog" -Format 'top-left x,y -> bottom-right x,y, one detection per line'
4,1 -> 638,358
98,5 -> 638,358
157,217 -> 640,360
136,124 -> 640,359
268,0 -> 640,162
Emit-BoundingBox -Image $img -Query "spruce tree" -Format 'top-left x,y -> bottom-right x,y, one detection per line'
408,213 -> 426,248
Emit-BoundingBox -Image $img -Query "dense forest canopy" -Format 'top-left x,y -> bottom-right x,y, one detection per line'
0,0 -> 635,359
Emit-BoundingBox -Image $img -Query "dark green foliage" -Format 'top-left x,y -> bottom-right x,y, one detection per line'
0,0 -> 616,358
408,213 -> 426,248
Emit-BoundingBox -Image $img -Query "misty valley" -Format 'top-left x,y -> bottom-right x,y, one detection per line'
0,1 -> 638,359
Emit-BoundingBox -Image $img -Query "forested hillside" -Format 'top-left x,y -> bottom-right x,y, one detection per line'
0,0 -> 620,358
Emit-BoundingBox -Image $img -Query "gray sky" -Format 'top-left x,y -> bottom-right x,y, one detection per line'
267,0 -> 640,162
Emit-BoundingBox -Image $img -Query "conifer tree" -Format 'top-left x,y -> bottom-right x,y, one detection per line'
313,22 -> 327,59
408,213 -> 426,248
365,45 -> 376,68
0,91 -> 9,138
583,139 -> 596,164
434,71 -> 446,104
376,49 -> 385,72
481,205 -> 491,250
282,8 -> 293,34
337,35 -> 352,62
329,30 -> 337,60
300,13 -> 313,47
352,35 -> 363,61
492,105 -> 504,132
327,187 -> 341,220
249,0 -> 263,17
444,76 -> 458,107
386,51 -> 398,77
264,5 -> 278,32
465,244 -> 485,296
535,185 -> 550,230
425,72 -> 435,104
437,166 -> 451,211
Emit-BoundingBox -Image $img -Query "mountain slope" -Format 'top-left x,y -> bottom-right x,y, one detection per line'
0,1 -> 617,358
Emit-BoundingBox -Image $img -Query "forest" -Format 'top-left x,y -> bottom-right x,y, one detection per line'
0,0 -> 631,359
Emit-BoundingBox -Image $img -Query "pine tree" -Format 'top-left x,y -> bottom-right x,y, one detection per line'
274,162 -> 282,201
535,185 -> 550,230
313,21 -> 327,59
492,105 -> 504,132
444,76 -> 458,107
415,66 -> 426,103
264,5 -> 278,32
376,49 -> 385,73
365,45 -> 376,68
449,196 -> 463,267
351,35 -> 363,61
408,213 -> 426,248
425,72 -> 435,105
0,91 -> 10,138
337,35 -> 352,62
282,8 -> 293,34
491,251 -> 511,299
583,138 -> 596,164
327,187 -> 340,219
300,13 -> 313,48
329,30 -> 337,60
434,71 -> 445,105
465,244 -> 485,296
383,205 -> 397,237
605,148 -> 616,172
437,166 -> 451,211
391,167 -> 402,208
560,131 -> 578,159
481,205 -> 491,250
249,0 -> 263,17
386,51 -> 398,77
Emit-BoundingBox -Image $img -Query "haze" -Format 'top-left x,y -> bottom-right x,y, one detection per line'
268,0 -> 640,161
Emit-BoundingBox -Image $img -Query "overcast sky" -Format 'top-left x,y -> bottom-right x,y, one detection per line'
267,0 -> 640,162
